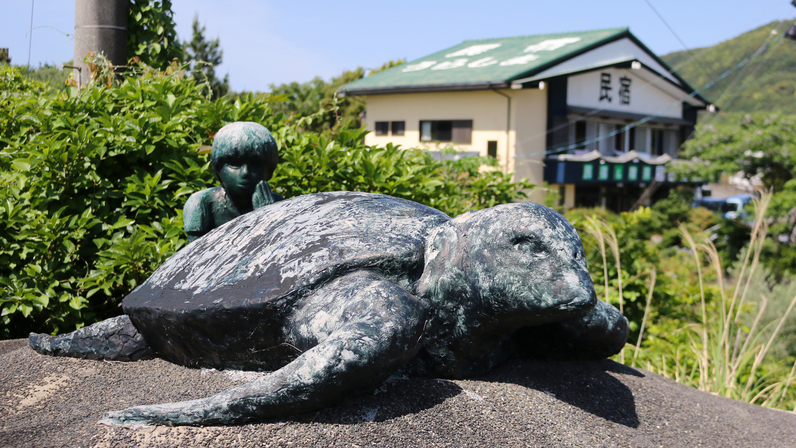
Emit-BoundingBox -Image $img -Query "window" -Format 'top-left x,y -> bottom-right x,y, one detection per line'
650,128 -> 665,156
574,121 -> 587,149
375,122 -> 389,135
390,121 -> 405,136
419,120 -> 472,144
487,141 -> 497,158
614,124 -> 625,153
635,127 -> 649,154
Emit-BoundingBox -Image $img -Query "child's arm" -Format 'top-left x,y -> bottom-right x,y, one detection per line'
183,190 -> 214,242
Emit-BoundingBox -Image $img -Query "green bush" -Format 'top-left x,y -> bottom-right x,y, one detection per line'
0,65 -> 532,339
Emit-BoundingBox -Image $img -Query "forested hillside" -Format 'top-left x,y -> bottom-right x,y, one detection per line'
661,19 -> 796,114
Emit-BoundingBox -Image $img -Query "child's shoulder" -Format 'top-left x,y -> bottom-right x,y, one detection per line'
184,187 -> 226,235
184,187 -> 227,219
186,187 -> 225,206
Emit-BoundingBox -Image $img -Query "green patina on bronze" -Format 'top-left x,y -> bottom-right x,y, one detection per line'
29,192 -> 628,426
183,122 -> 283,242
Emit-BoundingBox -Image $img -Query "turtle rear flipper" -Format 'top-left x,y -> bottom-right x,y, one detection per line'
29,315 -> 155,361
100,271 -> 427,426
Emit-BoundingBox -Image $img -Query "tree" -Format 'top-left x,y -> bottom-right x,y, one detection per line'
184,14 -> 230,99
128,0 -> 183,69
676,113 -> 796,191
0,63 -> 531,339
661,20 -> 796,114
270,59 -> 405,133
675,112 -> 796,276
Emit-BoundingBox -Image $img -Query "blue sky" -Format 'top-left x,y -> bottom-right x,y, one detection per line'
2,0 -> 795,92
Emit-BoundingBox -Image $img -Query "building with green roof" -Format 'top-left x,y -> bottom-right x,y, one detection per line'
340,28 -> 712,211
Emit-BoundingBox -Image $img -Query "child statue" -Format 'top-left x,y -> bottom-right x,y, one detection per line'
183,122 -> 283,242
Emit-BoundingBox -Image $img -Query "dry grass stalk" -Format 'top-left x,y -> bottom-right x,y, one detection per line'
583,216 -> 610,303
622,190 -> 796,409
779,358 -> 796,403
603,224 -> 624,315
743,292 -> 796,397
632,270 -> 656,368
679,225 -> 707,325
731,191 -> 772,323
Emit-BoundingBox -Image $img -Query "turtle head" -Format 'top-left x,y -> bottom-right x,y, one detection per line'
419,202 -> 597,334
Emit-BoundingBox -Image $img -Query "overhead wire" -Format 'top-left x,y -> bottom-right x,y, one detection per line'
511,57 -> 704,152
511,18 -> 791,163
511,31 -> 724,153
27,0 -> 35,69
704,18 -> 794,123
642,0 -> 715,82
513,32 -> 788,162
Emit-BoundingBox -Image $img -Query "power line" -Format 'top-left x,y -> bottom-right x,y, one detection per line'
511,40 -> 720,153
643,0 -> 714,82
512,17 -> 790,160
27,0 -> 35,68
514,35 -> 785,161
643,0 -> 690,52
707,19 -> 793,119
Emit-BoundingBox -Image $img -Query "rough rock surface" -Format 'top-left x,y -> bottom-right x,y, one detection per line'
3,343 -> 795,448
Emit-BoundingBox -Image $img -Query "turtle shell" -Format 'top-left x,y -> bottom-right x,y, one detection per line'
123,191 -> 449,369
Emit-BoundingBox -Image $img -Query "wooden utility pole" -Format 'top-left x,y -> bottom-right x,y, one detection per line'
73,0 -> 127,85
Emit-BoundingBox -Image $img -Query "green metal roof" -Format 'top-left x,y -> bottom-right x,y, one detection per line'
341,28 -> 630,94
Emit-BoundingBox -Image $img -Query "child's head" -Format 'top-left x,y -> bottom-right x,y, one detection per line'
211,122 -> 278,183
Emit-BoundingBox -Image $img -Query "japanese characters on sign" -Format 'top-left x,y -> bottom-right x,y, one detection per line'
599,73 -> 612,103
599,72 -> 632,105
619,76 -> 632,105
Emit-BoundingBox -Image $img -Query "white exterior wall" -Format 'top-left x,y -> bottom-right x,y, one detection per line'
363,89 -> 547,203
567,67 -> 683,119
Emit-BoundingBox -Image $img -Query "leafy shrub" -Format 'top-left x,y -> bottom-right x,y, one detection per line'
128,0 -> 183,69
0,65 -> 532,339
590,192 -> 796,410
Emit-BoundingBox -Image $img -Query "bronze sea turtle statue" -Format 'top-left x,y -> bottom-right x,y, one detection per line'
29,191 -> 628,426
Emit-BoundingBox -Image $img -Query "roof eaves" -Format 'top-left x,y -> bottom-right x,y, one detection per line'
339,28 -> 633,95
504,28 -> 632,82
513,61 -> 707,108
512,59 -> 637,84
340,82 -> 510,96
622,33 -> 710,105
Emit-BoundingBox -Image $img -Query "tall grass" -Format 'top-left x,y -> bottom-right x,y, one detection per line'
587,191 -> 796,410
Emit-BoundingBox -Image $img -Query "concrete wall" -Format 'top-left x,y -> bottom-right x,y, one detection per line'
363,88 -> 547,203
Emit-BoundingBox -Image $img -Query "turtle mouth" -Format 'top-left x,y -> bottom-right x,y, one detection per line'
549,274 -> 597,313
558,289 -> 597,313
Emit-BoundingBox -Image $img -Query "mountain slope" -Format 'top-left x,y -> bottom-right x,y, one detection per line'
661,19 -> 796,114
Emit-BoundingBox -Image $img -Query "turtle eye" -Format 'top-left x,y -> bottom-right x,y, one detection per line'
512,235 -> 545,254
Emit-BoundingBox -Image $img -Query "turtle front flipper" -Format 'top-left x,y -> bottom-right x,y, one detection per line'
513,299 -> 629,361
101,272 -> 427,426
29,315 -> 155,361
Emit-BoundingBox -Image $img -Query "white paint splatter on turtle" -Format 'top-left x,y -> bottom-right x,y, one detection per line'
29,191 -> 627,426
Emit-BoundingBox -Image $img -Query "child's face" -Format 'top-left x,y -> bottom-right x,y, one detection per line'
218,154 -> 265,200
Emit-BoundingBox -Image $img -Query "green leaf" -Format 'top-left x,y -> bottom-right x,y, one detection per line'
12,160 -> 31,172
